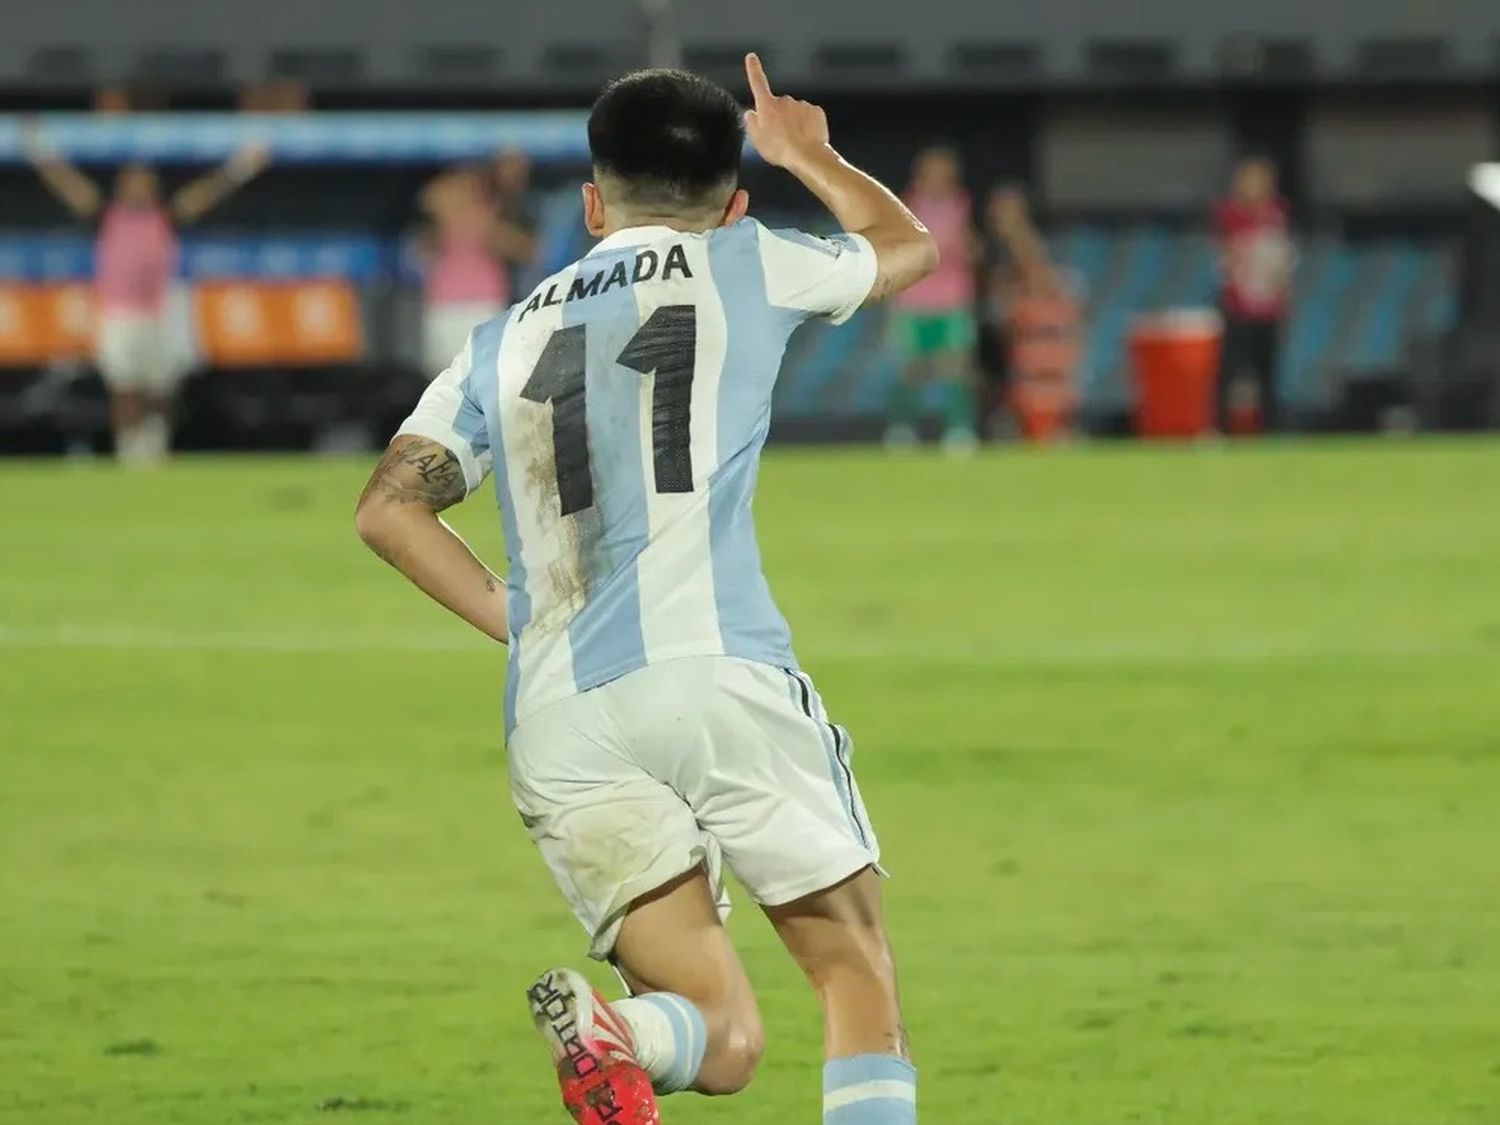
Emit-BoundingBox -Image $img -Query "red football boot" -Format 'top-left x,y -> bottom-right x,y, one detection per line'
528,968 -> 661,1125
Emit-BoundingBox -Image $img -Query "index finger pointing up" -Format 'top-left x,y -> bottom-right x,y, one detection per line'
745,52 -> 774,108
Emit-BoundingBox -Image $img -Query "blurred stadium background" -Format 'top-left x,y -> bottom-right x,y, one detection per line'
4,4 -> 1499,1124
1,0 -> 1500,448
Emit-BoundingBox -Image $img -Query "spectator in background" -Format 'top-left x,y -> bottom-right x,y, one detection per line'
419,155 -> 538,377
487,148 -> 541,291
22,126 -> 270,465
885,146 -> 978,451
419,168 -> 506,376
976,182 -> 1021,429
1213,156 -> 1294,433
982,183 -> 1083,441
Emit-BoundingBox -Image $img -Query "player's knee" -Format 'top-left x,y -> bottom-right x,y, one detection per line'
697,1009 -> 765,1095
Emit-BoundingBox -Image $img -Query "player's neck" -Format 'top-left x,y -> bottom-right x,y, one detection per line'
601,211 -> 726,238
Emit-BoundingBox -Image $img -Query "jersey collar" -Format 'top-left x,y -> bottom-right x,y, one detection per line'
588,225 -> 697,255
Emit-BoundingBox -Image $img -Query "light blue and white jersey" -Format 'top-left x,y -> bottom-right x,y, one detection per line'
397,217 -> 876,733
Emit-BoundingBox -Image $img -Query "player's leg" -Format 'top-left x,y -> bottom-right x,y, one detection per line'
96,314 -> 147,463
975,317 -> 1011,439
765,867 -> 916,1123
137,341 -> 178,463
608,865 -> 765,1095
885,311 -> 928,446
933,310 -> 979,451
1253,319 -> 1281,432
663,658 -> 915,1121
108,388 -> 147,462
1215,314 -> 1246,432
137,392 -> 170,461
526,866 -> 760,1123
524,854 -> 760,1113
509,681 -> 760,1120
134,316 -> 180,463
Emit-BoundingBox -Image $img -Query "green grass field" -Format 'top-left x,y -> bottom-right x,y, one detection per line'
3,440 -> 1499,1125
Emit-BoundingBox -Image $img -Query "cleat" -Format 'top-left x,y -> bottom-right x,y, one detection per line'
528,968 -> 660,1124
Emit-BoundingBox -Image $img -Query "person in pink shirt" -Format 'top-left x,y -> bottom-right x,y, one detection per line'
419,162 -> 535,376
23,130 -> 270,464
886,146 -> 979,450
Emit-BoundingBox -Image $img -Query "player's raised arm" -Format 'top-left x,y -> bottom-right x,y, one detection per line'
170,142 -> 271,224
22,121 -> 103,220
743,53 -> 937,304
355,434 -> 508,644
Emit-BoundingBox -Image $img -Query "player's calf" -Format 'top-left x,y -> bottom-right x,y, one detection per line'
766,868 -> 917,1123
609,867 -> 766,1097
807,944 -> 915,1124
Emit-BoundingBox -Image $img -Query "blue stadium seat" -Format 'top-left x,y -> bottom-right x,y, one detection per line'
1080,226 -> 1172,414
1346,242 -> 1421,372
1281,241 -> 1355,407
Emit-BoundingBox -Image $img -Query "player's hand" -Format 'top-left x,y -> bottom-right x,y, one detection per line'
19,117 -> 51,162
743,53 -> 831,172
227,141 -> 272,182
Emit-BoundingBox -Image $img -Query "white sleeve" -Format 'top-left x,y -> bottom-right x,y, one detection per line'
756,223 -> 879,325
394,334 -> 492,494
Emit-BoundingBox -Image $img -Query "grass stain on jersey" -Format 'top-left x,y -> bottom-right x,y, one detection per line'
520,406 -> 591,632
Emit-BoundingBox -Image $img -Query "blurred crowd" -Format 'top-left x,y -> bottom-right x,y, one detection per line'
15,124 -> 1297,462
407,141 -> 1299,450
883,146 -> 1295,448
18,133 -> 546,465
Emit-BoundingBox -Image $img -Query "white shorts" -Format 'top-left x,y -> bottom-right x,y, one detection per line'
95,312 -> 176,393
424,301 -> 502,377
508,656 -> 882,960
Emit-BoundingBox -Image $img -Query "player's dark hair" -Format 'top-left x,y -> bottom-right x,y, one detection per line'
588,68 -> 744,213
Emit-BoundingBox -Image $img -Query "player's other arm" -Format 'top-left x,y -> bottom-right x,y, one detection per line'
743,53 -> 936,304
355,435 -> 508,644
21,121 -> 102,219
170,143 -> 271,224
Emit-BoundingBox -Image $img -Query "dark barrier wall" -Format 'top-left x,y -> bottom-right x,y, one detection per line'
2,0 -> 1499,92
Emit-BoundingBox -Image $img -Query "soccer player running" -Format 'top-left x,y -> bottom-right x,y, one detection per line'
355,55 -> 936,1125
22,128 -> 270,464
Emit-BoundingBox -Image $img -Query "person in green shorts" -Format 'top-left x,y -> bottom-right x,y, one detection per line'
886,147 -> 978,450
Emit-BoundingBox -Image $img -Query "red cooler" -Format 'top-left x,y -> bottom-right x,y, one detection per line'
1128,309 -> 1222,438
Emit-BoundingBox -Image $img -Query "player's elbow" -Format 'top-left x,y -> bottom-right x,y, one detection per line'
881,230 -> 939,296
868,227 -> 939,302
355,495 -> 400,555
910,229 -> 940,280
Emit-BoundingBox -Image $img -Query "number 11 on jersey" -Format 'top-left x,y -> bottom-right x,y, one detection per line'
521,305 -> 699,518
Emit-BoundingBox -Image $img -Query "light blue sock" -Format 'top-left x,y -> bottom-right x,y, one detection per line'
614,992 -> 707,1094
824,1053 -> 918,1123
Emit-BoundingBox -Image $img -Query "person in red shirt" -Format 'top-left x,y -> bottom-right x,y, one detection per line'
1213,157 -> 1294,433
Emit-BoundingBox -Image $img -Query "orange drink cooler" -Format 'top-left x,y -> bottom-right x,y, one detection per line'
1128,309 -> 1222,438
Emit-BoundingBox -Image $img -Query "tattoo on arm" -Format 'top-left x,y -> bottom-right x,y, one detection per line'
358,435 -> 468,514
866,270 -> 904,305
